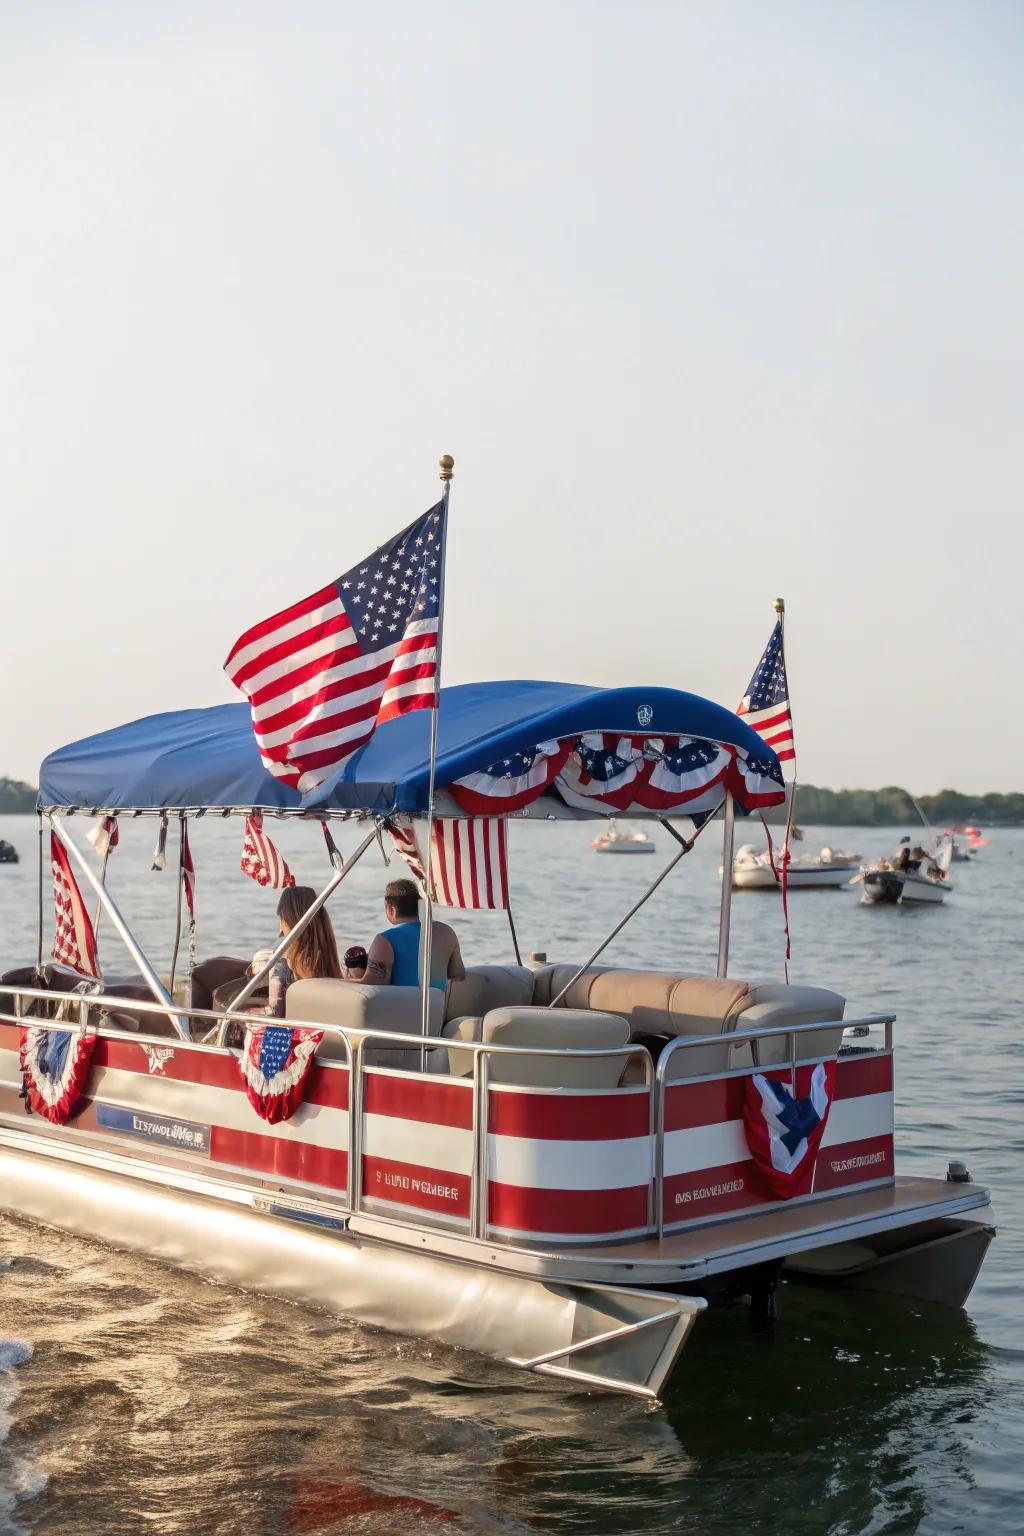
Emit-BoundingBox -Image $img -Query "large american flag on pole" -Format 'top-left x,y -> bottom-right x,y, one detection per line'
389,820 -> 509,911
737,620 -> 796,768
225,503 -> 447,792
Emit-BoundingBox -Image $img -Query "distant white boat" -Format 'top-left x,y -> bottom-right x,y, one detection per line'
731,844 -> 860,890
592,826 -> 656,855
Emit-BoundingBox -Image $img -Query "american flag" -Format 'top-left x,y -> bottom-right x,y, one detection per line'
737,621 -> 795,767
182,819 -> 197,971
241,814 -> 295,889
225,502 -> 447,792
390,820 -> 509,910
51,834 -> 99,977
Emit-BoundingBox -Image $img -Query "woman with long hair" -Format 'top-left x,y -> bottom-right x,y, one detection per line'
267,885 -> 342,1017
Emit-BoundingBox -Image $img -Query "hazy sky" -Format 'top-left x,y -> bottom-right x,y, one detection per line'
2,2 -> 1021,791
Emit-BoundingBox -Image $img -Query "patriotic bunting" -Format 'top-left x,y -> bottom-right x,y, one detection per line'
241,814 -> 295,889
20,1025 -> 97,1125
743,1061 -> 835,1199
50,835 -> 99,978
631,738 -> 732,812
240,1023 -> 324,1123
448,740 -> 571,815
389,824 -> 426,885
726,748 -> 787,810
556,735 -> 651,812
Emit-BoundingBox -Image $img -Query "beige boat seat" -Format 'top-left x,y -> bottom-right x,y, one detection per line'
445,1006 -> 631,1088
286,979 -> 444,1068
529,964 -> 845,1079
445,964 -> 535,1023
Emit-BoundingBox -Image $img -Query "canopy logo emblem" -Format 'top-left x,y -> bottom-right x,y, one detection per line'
637,704 -> 654,727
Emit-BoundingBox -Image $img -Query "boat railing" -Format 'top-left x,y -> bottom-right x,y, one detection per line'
1,983 -> 894,1247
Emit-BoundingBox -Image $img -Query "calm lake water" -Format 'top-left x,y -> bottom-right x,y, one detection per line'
1,812 -> 1023,1534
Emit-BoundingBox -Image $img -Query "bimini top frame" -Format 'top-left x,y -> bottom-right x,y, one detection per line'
37,680 -> 785,820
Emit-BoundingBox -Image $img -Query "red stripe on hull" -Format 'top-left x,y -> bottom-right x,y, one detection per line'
210,1127 -> 347,1190
364,1073 -> 472,1129
362,1156 -> 470,1217
489,1181 -> 648,1235
89,1037 -> 350,1110
663,1160 -> 769,1222
664,1052 -> 890,1132
814,1135 -> 895,1191
488,1089 -> 650,1141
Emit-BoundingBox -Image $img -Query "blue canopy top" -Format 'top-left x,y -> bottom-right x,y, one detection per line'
38,680 -> 779,816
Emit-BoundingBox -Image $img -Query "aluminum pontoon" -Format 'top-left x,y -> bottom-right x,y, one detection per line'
0,682 -> 993,1400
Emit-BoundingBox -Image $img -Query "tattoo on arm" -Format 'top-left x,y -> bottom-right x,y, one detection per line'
365,959 -> 388,982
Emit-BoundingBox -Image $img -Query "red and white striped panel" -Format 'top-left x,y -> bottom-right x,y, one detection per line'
662,1052 -> 894,1228
0,1023 -> 349,1196
487,1084 -> 652,1241
358,1072 -> 654,1242
360,1069 -> 474,1225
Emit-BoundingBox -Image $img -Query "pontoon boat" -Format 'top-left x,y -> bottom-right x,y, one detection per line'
0,683 -> 992,1400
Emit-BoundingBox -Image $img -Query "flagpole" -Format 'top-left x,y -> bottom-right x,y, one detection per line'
420,454 -> 454,1049
775,596 -> 797,982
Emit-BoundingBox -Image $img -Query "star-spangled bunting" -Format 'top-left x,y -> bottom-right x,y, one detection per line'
225,502 -> 446,792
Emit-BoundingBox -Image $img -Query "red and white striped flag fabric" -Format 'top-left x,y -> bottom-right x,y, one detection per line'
87,816 -> 120,858
431,820 -> 509,911
50,834 -> 99,977
241,815 -> 295,889
389,824 -> 426,884
224,502 -> 447,793
390,820 -> 509,910
182,820 -> 197,971
737,620 -> 796,768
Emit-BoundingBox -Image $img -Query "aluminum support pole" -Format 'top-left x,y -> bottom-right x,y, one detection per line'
716,794 -> 735,978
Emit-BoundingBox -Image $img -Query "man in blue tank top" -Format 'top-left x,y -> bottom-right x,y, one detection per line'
364,878 -> 465,992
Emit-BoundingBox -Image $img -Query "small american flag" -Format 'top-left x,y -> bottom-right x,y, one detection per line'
225,502 -> 446,793
241,814 -> 295,889
390,820 -> 509,910
51,834 -> 99,977
87,816 -> 119,858
182,820 -> 197,971
737,621 -> 795,767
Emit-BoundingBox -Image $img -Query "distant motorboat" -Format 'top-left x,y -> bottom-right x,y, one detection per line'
730,844 -> 860,890
591,826 -> 656,854
0,840 -> 18,865
855,838 -> 953,905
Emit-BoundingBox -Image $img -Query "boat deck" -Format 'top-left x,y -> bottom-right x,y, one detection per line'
350,1176 -> 992,1285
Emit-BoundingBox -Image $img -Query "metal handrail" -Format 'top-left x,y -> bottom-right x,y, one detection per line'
1,980 -> 894,1250
652,1012 -> 895,1237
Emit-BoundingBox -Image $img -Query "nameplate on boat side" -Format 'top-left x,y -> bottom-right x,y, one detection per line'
96,1103 -> 211,1156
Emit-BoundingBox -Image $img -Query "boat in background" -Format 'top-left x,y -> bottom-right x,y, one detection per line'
856,836 -> 954,905
592,826 -> 656,854
731,844 -> 860,890
0,840 -> 18,865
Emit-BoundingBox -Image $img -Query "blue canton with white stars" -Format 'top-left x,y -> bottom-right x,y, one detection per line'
336,502 -> 445,651
660,739 -> 718,776
257,1026 -> 297,1079
577,739 -> 638,783
482,748 -> 545,781
742,621 -> 789,710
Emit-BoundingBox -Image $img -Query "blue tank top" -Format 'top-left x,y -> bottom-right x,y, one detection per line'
382,921 -> 446,991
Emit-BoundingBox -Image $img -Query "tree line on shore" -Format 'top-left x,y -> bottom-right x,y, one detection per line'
767,784 -> 1024,827
2,774 -> 1023,825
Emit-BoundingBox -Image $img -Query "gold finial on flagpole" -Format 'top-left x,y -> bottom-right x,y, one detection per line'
774,597 -> 785,614
439,454 -> 455,482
